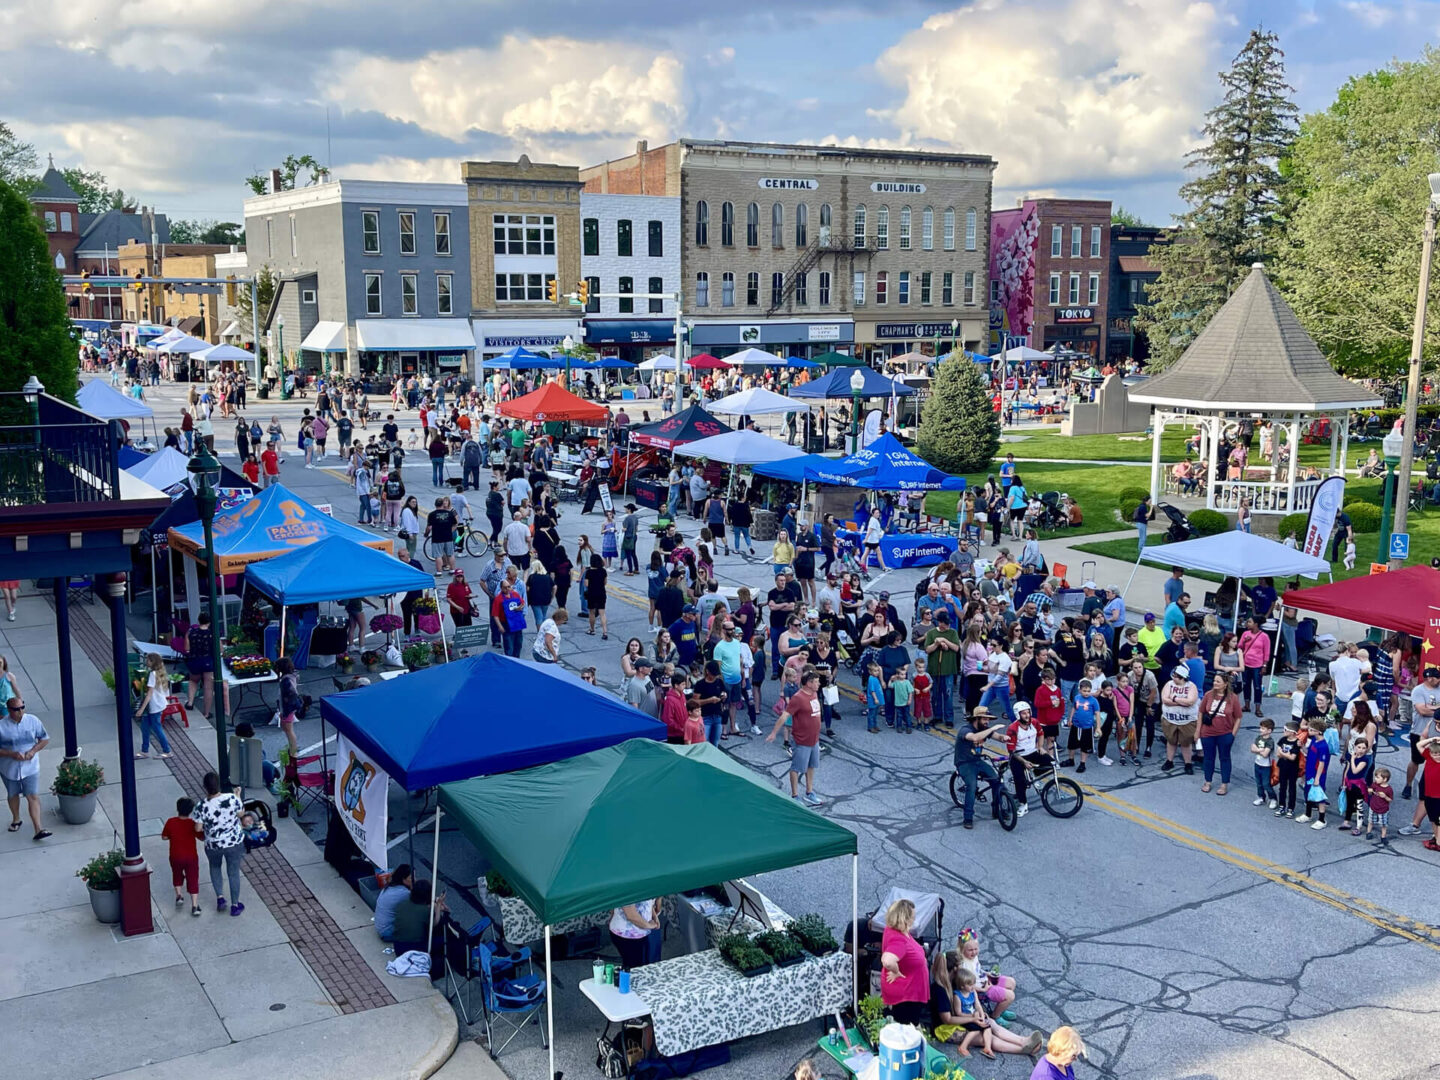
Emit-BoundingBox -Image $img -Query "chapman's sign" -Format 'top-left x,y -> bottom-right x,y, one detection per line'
758,178 -> 819,190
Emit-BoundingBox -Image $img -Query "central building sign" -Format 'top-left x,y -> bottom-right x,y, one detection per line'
758,178 -> 819,190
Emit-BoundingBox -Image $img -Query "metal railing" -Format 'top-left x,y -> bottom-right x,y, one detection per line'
0,393 -> 122,507
1208,477 -> 1322,515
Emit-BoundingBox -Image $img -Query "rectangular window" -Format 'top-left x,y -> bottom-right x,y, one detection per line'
696,272 -> 709,308
400,272 -> 417,314
965,208 -> 977,251
853,206 -> 867,248
586,275 -> 600,313
399,211 -> 416,255
876,207 -> 889,250
362,210 -> 380,253
365,272 -> 382,315
495,273 -> 552,302
853,271 -> 865,306
943,208 -> 955,251
990,279 -> 1001,305
1090,225 -> 1101,258
493,214 -> 556,255
771,272 -> 784,307
818,271 -> 831,305
1071,225 -> 1081,258
301,288 -> 316,305
963,270 -> 976,305
617,219 -> 632,257
942,271 -> 953,306
1088,272 -> 1100,305
43,211 -> 56,231
721,271 -> 735,307
434,212 -> 451,255
1068,273 -> 1081,304
1049,272 -> 1061,305
875,271 -> 888,305
583,217 -> 599,256
899,208 -> 911,250
721,202 -> 734,247
920,271 -> 932,305
746,272 -> 759,307
648,276 -> 664,314
1050,225 -> 1062,257
436,273 -> 453,315
898,271 -> 910,306
922,208 -> 933,251
619,276 -> 634,313
289,216 -> 297,257
648,219 -> 663,257
795,272 -> 808,306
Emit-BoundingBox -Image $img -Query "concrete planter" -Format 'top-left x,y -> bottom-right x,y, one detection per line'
58,790 -> 98,826
88,885 -> 122,924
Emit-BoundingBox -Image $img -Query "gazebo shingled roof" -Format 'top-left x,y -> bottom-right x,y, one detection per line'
1129,264 -> 1382,413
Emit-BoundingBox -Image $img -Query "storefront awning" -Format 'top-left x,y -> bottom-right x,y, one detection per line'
583,319 -> 675,345
300,321 -> 348,352
355,318 -> 474,352
218,320 -> 242,339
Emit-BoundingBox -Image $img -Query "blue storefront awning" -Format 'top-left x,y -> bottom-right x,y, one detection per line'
583,320 -> 675,345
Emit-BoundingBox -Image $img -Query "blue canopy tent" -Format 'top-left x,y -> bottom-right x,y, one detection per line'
318,652 -> 667,791
140,476 -> 256,639
246,535 -> 433,605
755,434 -> 963,492
485,345 -> 565,371
789,365 -> 918,399
782,354 -> 822,369
579,355 -> 636,370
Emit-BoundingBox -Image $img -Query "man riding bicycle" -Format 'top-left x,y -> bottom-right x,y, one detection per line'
953,705 -> 1006,829
1004,701 -> 1053,818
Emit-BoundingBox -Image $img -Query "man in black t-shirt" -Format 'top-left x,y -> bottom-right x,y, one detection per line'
695,661 -> 727,746
766,572 -> 799,679
382,415 -> 400,445
425,496 -> 459,575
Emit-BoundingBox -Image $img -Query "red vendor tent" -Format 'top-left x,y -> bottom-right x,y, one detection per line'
686,353 -> 731,370
497,382 -> 607,424
1282,564 -> 1440,638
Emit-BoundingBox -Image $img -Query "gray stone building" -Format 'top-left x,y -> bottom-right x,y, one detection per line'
243,180 -> 472,378
581,139 -> 995,361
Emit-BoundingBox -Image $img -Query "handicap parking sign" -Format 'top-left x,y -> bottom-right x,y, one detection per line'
1389,533 -> 1410,560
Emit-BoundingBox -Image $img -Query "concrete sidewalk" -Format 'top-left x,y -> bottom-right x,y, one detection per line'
0,592 -> 458,1080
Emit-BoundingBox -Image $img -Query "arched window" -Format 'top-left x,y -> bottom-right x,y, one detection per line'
745,202 -> 759,247
876,205 -> 889,249
795,203 -> 808,247
965,208 -> 978,251
899,206 -> 911,250
721,201 -> 735,246
853,204 -> 866,248
921,207 -> 934,250
695,200 -> 709,245
820,203 -> 832,227
54,252 -> 65,269
772,202 -> 784,247
943,208 -> 956,251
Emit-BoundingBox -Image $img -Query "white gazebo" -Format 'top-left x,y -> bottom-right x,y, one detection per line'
1130,264 -> 1383,515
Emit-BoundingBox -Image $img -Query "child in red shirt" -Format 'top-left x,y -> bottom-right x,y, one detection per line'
162,797 -> 204,916
912,656 -> 934,732
241,456 -> 260,485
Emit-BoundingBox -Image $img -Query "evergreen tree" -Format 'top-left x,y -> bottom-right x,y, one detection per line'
1137,28 -> 1298,369
0,179 -> 78,403
917,357 -> 999,475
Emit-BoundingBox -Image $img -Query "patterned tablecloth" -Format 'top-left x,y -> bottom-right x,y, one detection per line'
629,948 -> 850,1057
490,894 -> 612,945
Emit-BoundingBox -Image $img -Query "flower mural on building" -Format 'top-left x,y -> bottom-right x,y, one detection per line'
990,202 -> 1039,348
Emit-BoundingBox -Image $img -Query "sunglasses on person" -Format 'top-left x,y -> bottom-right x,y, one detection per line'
7,703 -> 24,712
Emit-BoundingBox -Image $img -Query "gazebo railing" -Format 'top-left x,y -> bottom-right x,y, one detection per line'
1209,477 -> 1322,515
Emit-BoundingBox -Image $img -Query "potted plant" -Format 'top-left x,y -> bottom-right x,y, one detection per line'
484,870 -> 514,897
401,644 -> 431,671
361,649 -> 384,673
336,653 -> 355,673
51,758 -> 104,825
369,613 -> 402,641
271,748 -> 297,817
716,932 -> 772,978
754,929 -> 806,968
77,849 -> 124,923
857,994 -> 886,1047
787,913 -> 839,956
430,640 -> 447,664
227,654 -> 273,678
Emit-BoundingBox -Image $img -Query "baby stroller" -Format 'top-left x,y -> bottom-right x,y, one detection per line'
848,888 -> 946,997
1157,502 -> 1195,543
241,799 -> 278,852
836,536 -> 870,580
1035,491 -> 1066,531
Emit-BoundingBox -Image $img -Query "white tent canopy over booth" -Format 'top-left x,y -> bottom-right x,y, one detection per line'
708,386 -> 812,417
1130,264 -> 1382,517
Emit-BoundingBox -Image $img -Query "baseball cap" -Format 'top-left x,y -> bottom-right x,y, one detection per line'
682,604 -> 697,614
879,590 -> 891,600
633,657 -> 654,670
1082,580 -> 1097,589
807,609 -> 820,619
1143,612 -> 1155,622
1172,665 -> 1190,680
1426,666 -> 1440,679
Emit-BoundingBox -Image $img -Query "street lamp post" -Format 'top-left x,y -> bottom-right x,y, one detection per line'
1390,171 -> 1440,569
1378,424 -> 1406,564
187,442 -> 229,787
950,318 -> 959,358
562,334 -> 574,391
849,368 -> 866,454
277,313 -> 289,400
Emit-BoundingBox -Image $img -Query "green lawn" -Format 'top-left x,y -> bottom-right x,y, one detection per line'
924,462 -> 1151,540
1000,427 -> 1353,468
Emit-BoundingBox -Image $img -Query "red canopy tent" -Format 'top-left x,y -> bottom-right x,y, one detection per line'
1282,565 -> 1440,638
497,382 -> 607,424
686,353 -> 731,370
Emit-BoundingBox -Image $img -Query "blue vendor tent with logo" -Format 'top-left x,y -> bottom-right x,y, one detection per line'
246,535 -> 434,605
755,433 -> 964,492
788,366 -> 917,400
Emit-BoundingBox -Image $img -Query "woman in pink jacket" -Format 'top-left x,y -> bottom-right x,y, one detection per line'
1237,615 -> 1272,717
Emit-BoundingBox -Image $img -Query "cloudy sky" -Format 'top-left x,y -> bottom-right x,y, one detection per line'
3,0 -> 1434,226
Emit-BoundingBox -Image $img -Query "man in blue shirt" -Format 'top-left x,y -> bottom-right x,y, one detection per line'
1163,566 -> 1185,607
1163,593 -> 1190,640
670,605 -> 701,668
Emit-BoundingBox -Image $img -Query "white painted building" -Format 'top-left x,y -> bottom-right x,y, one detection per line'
579,192 -> 681,362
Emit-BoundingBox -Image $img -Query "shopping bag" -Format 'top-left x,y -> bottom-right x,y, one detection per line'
416,613 -> 441,635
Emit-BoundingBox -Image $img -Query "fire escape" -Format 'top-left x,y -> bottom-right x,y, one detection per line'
766,228 -> 875,317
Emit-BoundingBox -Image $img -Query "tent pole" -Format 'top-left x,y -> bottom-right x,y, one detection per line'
437,587 -> 450,662
150,546 -> 159,642
425,806 -> 443,958
851,854 -> 859,1020
1122,553 -> 1143,601
1231,584 -> 1242,636
545,926 -> 556,1080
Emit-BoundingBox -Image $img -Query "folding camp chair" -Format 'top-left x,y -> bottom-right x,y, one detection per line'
442,916 -> 533,1026
477,941 -> 548,1057
283,754 -> 332,814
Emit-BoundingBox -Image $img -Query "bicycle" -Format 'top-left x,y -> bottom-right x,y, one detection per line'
423,520 -> 490,562
949,747 -> 1084,823
948,750 -> 1019,831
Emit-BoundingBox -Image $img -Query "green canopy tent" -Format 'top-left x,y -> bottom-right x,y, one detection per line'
434,740 -> 859,1078
813,349 -> 863,367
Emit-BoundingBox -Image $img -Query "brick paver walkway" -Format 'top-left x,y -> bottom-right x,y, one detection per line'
62,597 -> 397,1014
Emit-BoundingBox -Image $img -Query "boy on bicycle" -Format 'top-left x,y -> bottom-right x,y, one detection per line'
1004,701 -> 1052,818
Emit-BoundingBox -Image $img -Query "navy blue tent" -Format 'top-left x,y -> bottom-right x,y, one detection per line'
319,653 -> 667,789
246,535 -> 433,605
580,355 -> 636,370
117,445 -> 148,470
755,433 -> 964,491
789,366 -> 916,399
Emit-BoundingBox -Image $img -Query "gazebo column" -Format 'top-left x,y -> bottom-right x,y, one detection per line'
1328,414 -> 1339,473
1148,412 -> 1165,504
1286,415 -> 1300,512
1337,413 -> 1350,476
1206,414 -> 1222,511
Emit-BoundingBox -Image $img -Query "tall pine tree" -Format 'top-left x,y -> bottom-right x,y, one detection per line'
917,357 -> 999,475
1137,29 -> 1297,369
0,179 -> 77,403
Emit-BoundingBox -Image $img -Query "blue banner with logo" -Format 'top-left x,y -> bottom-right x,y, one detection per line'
836,529 -> 958,568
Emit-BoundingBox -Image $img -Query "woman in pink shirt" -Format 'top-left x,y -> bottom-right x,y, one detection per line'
1238,615 -> 1272,717
879,899 -> 930,1025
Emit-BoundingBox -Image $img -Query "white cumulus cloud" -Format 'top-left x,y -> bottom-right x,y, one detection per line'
872,0 -> 1224,193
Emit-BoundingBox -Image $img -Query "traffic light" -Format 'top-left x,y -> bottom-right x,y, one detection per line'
546,277 -> 559,303
80,269 -> 91,293
132,270 -> 145,292
226,275 -> 237,306
576,280 -> 589,306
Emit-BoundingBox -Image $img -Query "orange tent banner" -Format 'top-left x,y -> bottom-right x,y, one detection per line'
497,382 -> 607,424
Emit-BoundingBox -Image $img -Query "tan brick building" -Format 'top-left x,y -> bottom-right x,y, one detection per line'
581,139 -> 995,361
115,243 -> 228,337
464,155 -> 585,365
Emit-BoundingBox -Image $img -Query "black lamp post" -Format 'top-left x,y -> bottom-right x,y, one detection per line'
187,440 -> 229,786
849,368 -> 866,454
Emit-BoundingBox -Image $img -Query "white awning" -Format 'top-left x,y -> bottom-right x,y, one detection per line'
218,321 -> 242,339
300,321 -> 348,353
355,319 -> 474,352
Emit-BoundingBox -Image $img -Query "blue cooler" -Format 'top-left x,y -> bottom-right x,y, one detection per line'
877,1023 -> 924,1080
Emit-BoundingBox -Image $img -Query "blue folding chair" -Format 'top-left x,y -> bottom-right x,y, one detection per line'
443,917 -> 534,1026
477,942 -> 548,1057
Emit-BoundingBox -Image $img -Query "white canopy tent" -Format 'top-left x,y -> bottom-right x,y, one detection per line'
637,354 -> 679,371
672,429 -> 807,466
194,343 -> 254,365
153,334 -> 211,355
125,446 -> 190,492
146,328 -> 187,349
708,386 -> 812,417
726,346 -> 786,368
1000,345 -> 1053,364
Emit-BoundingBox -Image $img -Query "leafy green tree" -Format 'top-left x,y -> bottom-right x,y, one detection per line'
1137,29 -> 1298,369
233,264 -> 278,328
171,219 -> 243,245
0,123 -> 38,188
1276,54 -> 1440,377
917,356 -> 1000,474
1111,206 -> 1150,228
60,167 -> 137,213
0,180 -> 78,403
245,154 -> 329,195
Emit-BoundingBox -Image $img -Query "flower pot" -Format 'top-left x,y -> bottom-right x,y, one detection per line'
57,790 -> 98,826
88,884 -> 121,924
276,800 -> 290,818
738,962 -> 773,978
